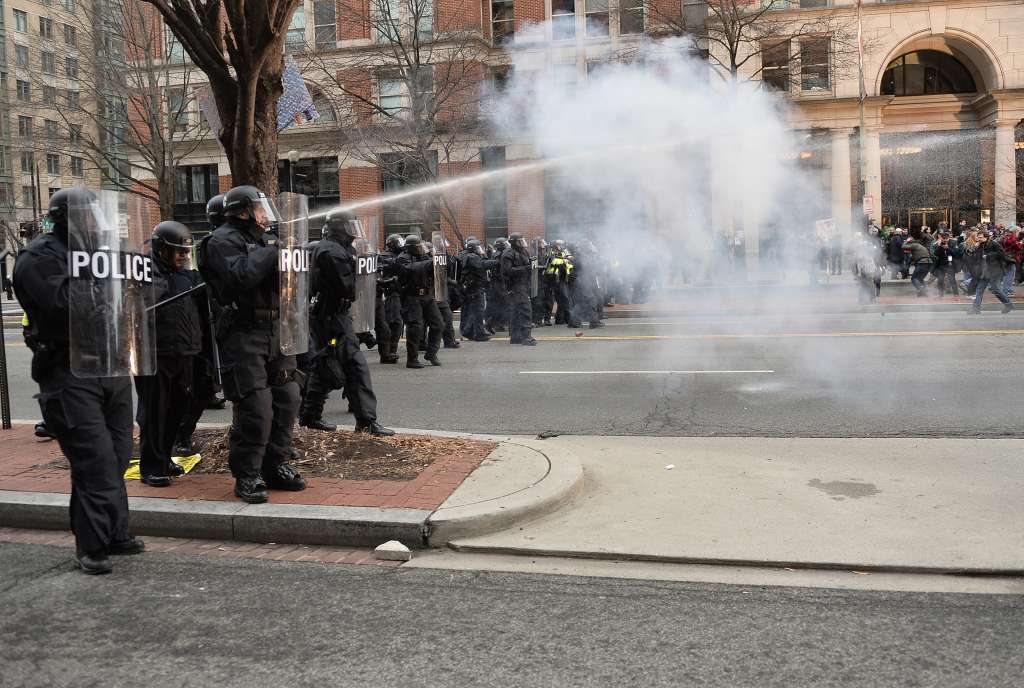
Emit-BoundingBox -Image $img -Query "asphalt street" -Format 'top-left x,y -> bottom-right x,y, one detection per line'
1,542 -> 1021,688
4,309 -> 1024,437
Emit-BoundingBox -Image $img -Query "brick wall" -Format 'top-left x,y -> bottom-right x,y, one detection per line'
341,166 -> 384,243
436,0 -> 483,32
439,160 -> 484,244
218,175 -> 233,194
128,183 -> 163,232
338,0 -> 371,40
514,0 -> 545,33
507,163 -> 545,240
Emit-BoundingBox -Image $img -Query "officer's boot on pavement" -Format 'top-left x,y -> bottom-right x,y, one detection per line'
109,536 -> 146,555
76,549 -> 113,575
264,463 -> 307,491
407,354 -> 425,369
234,476 -> 269,504
356,421 -> 396,437
425,353 -> 442,366
299,416 -> 337,432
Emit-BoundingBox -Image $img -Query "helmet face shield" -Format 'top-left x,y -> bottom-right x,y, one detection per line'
347,219 -> 365,239
252,196 -> 280,229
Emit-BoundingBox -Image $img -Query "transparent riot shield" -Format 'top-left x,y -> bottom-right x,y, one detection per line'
68,190 -> 156,377
431,230 -> 448,304
277,192 -> 310,356
351,235 -> 378,334
530,239 -> 541,298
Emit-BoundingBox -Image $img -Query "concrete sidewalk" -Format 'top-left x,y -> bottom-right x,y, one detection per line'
0,424 -> 581,550
450,436 -> 1024,574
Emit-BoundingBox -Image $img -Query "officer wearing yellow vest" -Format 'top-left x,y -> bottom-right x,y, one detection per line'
545,239 -> 575,326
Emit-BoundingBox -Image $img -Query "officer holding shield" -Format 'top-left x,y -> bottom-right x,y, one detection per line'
299,211 -> 393,436
501,234 -> 537,346
13,188 -> 147,574
397,235 -> 444,368
135,221 -> 203,487
376,234 -> 405,363
199,185 -> 306,504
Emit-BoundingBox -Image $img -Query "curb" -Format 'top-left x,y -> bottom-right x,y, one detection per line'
0,489 -> 431,549
426,441 -> 584,546
444,542 -> 1024,577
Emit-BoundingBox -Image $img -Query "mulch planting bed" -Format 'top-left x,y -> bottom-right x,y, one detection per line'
40,428 -> 497,483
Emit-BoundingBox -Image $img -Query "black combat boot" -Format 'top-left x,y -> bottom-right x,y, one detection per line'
76,549 -> 113,575
264,463 -> 307,491
234,476 -> 269,504
355,422 -> 396,437
299,416 -> 337,432
425,353 -> 442,366
109,537 -> 146,555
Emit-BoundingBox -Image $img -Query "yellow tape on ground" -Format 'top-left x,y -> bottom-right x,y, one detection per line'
123,454 -> 202,480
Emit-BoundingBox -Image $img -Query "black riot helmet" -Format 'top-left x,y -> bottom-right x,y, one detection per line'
508,233 -> 527,250
465,238 -> 481,251
494,237 -> 510,252
151,220 -> 193,268
223,185 -> 280,230
45,187 -> 97,241
386,233 -> 405,251
322,210 -> 363,244
464,236 -> 478,249
405,234 -> 426,256
206,194 -> 226,229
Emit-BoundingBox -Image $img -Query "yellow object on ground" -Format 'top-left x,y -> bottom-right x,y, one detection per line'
123,454 -> 202,480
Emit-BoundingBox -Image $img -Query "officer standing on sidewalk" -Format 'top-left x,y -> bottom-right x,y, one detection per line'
199,185 -> 306,504
136,221 -> 203,487
299,211 -> 394,436
13,188 -> 147,574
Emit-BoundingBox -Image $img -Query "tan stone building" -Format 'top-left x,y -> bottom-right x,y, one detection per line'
0,0 -> 103,238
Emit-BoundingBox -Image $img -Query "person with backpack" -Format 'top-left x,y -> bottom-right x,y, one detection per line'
969,231 -> 1015,314
901,227 -> 933,297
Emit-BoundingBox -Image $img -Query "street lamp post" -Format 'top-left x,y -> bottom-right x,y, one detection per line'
287,150 -> 300,192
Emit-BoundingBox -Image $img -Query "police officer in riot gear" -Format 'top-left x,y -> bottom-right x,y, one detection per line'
199,185 -> 306,504
299,211 -> 393,436
376,234 -> 405,363
397,235 -> 443,368
13,188 -> 145,573
136,221 -> 203,487
501,233 -> 537,345
486,237 -> 511,332
173,195 -> 227,456
458,238 -> 499,341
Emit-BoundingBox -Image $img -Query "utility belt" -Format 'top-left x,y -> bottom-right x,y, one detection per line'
406,287 -> 431,297
30,340 -> 70,381
233,307 -> 279,328
312,298 -> 351,320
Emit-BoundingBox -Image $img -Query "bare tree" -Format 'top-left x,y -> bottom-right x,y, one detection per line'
305,0 -> 488,240
139,0 -> 304,190
46,0 -> 209,217
647,0 -> 861,87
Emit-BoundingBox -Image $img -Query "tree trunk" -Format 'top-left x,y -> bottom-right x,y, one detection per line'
221,58 -> 285,192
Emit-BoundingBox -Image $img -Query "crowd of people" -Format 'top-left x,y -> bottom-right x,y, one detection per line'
849,220 -> 1022,312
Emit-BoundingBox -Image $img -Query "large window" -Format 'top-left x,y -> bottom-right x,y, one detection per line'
167,87 -> 189,135
585,0 -> 609,37
380,151 -> 440,235
762,40 -> 790,92
46,153 -> 59,175
314,0 -> 337,49
286,5 -> 306,52
17,116 -> 32,139
20,150 -> 33,173
800,38 -> 830,92
16,79 -> 29,102
174,164 -> 219,229
378,75 -> 404,115
480,146 -> 508,241
41,51 -> 55,74
620,0 -> 644,35
880,50 -> 976,97
13,9 -> 26,33
14,44 -> 27,68
63,23 -> 76,47
491,0 -> 514,44
552,0 -> 575,40
39,17 -> 53,39
69,156 -> 83,177
277,156 -> 340,218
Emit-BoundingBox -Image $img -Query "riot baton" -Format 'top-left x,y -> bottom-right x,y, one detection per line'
206,292 -> 222,387
145,282 -> 207,312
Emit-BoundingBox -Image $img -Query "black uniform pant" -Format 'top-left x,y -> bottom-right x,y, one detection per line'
220,324 -> 300,481
175,355 -> 217,451
302,315 -> 378,425
509,286 -> 533,342
486,287 -> 509,328
438,301 -> 457,345
374,296 -> 394,361
383,293 -> 403,359
403,294 -> 443,361
461,288 -> 487,339
135,355 -> 194,476
552,282 -> 573,324
38,367 -> 132,555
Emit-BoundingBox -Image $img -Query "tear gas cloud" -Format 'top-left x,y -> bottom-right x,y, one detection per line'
490,28 -> 826,286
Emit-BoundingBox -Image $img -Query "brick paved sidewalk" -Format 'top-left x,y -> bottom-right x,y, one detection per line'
0,424 -> 486,512
0,527 -> 403,567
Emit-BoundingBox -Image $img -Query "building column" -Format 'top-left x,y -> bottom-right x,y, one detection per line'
994,121 -> 1017,227
864,128 -> 882,225
830,128 -> 852,235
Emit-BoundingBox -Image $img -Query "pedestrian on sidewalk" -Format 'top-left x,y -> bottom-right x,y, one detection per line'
902,228 -> 933,297
999,227 -> 1021,296
931,230 -> 960,298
